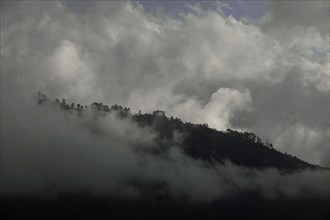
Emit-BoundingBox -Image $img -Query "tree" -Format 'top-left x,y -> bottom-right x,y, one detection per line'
91,102 -> 103,112
153,110 -> 165,117
60,99 -> 66,109
103,105 -> 110,112
37,92 -> 47,104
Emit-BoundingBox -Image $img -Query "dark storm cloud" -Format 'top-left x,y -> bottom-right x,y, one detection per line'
1,1 -> 329,200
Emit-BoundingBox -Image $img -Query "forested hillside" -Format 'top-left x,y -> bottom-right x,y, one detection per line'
39,93 -> 317,171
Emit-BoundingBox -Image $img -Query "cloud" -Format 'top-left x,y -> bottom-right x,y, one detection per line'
169,87 -> 252,131
0,0 -> 329,181
1,92 -> 329,201
262,0 -> 329,35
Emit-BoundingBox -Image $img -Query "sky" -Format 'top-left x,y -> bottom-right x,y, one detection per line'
0,0 -> 329,198
64,0 -> 271,22
137,0 -> 271,22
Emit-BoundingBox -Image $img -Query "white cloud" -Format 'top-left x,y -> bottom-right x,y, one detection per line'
170,88 -> 252,131
272,124 -> 330,167
1,0 -> 329,168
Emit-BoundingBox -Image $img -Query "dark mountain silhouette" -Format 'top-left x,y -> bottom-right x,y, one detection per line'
40,94 -> 319,171
132,113 -> 317,171
1,94 -> 328,220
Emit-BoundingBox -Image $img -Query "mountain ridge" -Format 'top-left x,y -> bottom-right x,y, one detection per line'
37,92 -> 322,171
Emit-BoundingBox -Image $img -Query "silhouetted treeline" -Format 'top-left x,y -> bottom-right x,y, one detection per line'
36,93 -> 318,171
1,93 -> 327,220
132,112 -> 315,170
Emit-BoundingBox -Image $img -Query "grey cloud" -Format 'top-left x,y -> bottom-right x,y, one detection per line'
262,0 -> 329,34
1,89 -> 329,201
1,0 -> 329,200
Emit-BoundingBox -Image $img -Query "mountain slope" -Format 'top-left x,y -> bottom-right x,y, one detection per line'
133,113 -> 316,170
40,94 -> 318,171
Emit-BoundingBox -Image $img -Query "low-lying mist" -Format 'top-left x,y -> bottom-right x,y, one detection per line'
1,90 -> 329,203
